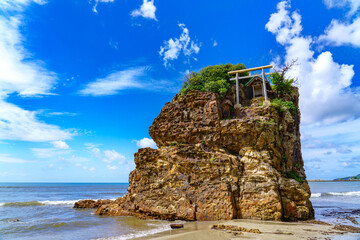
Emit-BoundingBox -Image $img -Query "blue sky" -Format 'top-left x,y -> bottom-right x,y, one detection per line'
0,0 -> 360,182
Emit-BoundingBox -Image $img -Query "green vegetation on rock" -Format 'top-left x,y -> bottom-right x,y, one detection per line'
269,60 -> 297,98
179,63 -> 247,97
271,98 -> 297,116
269,72 -> 294,98
285,170 -> 303,183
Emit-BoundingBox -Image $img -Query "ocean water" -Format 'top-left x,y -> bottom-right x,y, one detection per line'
0,183 -> 172,240
309,181 -> 360,224
0,182 -> 359,240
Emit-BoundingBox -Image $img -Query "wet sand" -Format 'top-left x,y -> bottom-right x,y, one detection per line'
137,219 -> 355,240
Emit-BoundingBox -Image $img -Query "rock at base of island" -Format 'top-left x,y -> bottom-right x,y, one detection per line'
73,199 -> 114,209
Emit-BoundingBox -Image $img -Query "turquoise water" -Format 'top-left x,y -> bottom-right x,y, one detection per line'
0,182 -> 359,239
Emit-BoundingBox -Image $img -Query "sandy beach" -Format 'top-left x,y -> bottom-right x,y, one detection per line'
138,219 -> 358,240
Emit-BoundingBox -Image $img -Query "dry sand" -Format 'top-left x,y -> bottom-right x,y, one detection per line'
137,219 -> 358,240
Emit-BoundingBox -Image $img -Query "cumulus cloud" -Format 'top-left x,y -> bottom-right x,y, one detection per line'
79,67 -> 147,96
103,149 -> 126,164
159,23 -> 200,67
86,144 -> 128,167
134,137 -> 156,148
322,0 -> 360,16
318,18 -> 360,47
266,0 -> 360,124
265,1 -> 302,44
131,0 -> 157,21
51,140 -> 70,149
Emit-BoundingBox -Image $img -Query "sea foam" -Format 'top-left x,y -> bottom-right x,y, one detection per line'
0,200 -> 76,207
0,198 -> 117,207
95,223 -> 171,240
311,191 -> 360,198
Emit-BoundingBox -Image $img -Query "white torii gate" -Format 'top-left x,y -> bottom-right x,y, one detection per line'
228,65 -> 273,105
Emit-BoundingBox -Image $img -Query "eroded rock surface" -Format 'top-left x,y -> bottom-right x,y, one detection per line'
73,199 -> 114,209
75,89 -> 314,221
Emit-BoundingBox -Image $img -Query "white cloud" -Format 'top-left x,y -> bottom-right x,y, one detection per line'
32,148 -> 55,158
49,163 -> 54,168
86,144 -> 128,166
67,155 -> 90,162
322,0 -> 360,16
103,149 -> 126,164
90,147 -> 101,157
0,1 -> 37,11
33,0 -> 47,5
75,163 -> 96,171
92,0 -> 115,13
213,40 -> 218,47
0,100 -> 72,142
0,153 -> 32,163
107,165 -> 119,170
265,1 -> 302,44
0,15 -> 56,98
0,1 -> 72,143
31,147 -> 71,159
79,67 -> 147,96
43,111 -> 78,117
266,0 -> 360,124
159,23 -> 200,67
318,18 -> 360,47
134,137 -> 156,148
131,0 -> 157,21
51,140 -> 70,150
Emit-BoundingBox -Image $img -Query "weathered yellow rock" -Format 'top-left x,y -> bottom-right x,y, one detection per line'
86,89 -> 314,221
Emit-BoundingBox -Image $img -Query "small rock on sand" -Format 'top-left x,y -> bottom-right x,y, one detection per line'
170,224 -> 184,229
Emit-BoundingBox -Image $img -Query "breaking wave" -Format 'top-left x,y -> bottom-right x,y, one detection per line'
311,191 -> 360,198
0,198 -> 117,207
0,200 -> 77,207
95,223 -> 171,240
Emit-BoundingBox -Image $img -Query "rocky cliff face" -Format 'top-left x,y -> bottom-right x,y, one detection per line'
87,87 -> 314,221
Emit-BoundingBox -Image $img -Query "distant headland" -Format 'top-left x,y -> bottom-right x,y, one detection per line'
308,174 -> 360,182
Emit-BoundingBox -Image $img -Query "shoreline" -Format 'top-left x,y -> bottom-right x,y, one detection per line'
135,219 -> 358,240
308,179 -> 360,182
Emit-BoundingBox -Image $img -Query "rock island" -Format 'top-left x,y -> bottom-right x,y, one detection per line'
75,63 -> 314,222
